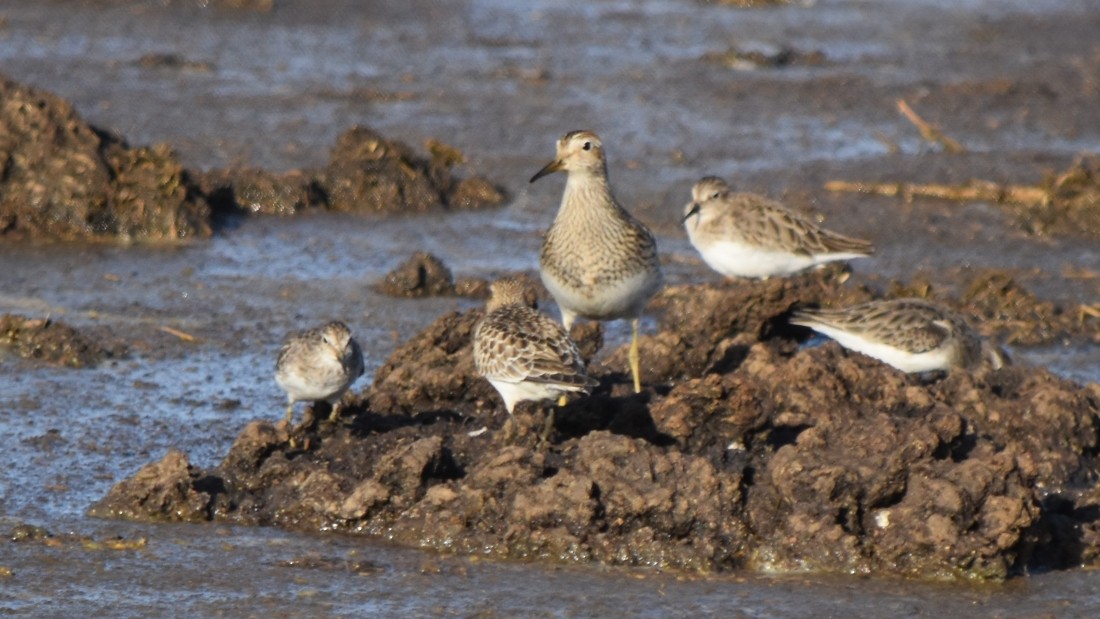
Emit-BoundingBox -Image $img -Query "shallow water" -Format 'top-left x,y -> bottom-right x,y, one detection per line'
1,0 -> 1099,616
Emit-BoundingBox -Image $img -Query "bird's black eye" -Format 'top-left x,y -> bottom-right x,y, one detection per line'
710,191 -> 721,199
582,141 -> 592,151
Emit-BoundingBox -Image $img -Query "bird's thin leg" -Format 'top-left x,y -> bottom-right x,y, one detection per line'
502,413 -> 517,445
284,402 -> 298,449
560,312 -> 579,406
539,407 -> 556,446
629,317 -> 642,394
328,401 -> 342,424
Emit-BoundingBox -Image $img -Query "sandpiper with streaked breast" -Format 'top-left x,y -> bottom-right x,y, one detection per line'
531,130 -> 663,393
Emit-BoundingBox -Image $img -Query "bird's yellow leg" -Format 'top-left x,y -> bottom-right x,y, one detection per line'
629,318 -> 641,394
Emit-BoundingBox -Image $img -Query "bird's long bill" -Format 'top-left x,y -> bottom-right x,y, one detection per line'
682,202 -> 701,223
529,159 -> 564,183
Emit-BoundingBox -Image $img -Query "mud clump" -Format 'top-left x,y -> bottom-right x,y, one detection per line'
376,252 -> 494,299
200,168 -> 325,217
199,128 -> 506,217
320,127 -> 505,213
95,270 -> 1100,580
1012,156 -> 1100,239
135,53 -> 214,73
88,449 -> 215,523
599,265 -> 869,385
702,44 -> 826,70
0,314 -> 122,368
1,75 -> 506,241
0,74 -> 211,242
378,252 -> 457,298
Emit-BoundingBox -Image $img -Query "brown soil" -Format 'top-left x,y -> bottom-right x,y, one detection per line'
91,268 -> 1100,580
1016,156 -> 1100,239
0,75 -> 505,242
183,126 -> 507,219
827,155 -> 1100,240
0,314 -> 123,368
376,251 -> 491,300
0,75 -> 210,242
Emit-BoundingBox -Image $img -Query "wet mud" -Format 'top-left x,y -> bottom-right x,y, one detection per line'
1016,156 -> 1100,239
2,0 -> 1099,613
93,267 -> 1100,580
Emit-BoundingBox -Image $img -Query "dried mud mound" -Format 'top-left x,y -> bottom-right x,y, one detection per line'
93,271 -> 1100,580
0,74 -> 211,242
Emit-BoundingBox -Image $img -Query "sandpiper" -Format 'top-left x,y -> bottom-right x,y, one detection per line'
473,277 -> 598,417
790,298 -> 1006,373
531,130 -> 663,393
275,320 -> 365,424
683,176 -> 873,279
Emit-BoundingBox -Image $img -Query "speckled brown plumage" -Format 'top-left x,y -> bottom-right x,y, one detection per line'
533,130 -> 663,328
684,176 -> 873,279
530,130 -> 662,394
791,298 -> 1005,373
473,278 -> 597,415
275,320 -> 365,423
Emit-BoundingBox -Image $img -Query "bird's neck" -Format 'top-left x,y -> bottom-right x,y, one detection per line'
558,167 -> 621,224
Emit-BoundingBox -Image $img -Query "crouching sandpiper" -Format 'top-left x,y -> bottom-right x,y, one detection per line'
790,298 -> 1006,373
275,320 -> 365,424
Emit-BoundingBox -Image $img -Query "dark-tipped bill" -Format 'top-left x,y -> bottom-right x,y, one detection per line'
682,203 -> 701,223
529,159 -> 564,183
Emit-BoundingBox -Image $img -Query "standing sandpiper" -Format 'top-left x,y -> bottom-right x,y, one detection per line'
530,130 -> 663,393
790,298 -> 1006,373
275,320 -> 365,424
683,176 -> 873,279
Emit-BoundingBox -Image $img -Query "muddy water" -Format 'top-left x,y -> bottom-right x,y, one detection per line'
1,0 -> 1099,616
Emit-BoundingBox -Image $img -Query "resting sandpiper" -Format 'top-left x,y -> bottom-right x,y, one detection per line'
275,320 -> 365,424
683,176 -> 873,279
531,130 -> 663,393
473,277 -> 598,417
790,298 -> 1006,373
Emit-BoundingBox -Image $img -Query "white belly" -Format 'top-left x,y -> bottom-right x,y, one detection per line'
541,268 -> 661,326
276,367 -> 351,403
489,378 -> 575,414
695,240 -> 864,279
812,325 -> 954,373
